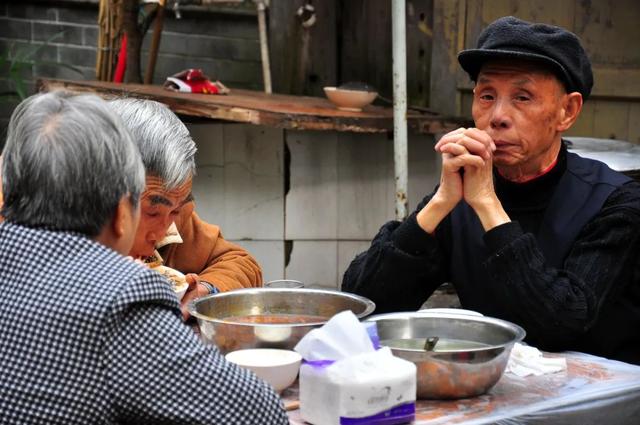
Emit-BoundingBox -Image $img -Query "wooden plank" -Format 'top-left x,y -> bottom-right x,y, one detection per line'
406,0 -> 435,107
268,0 -> 337,97
574,0 -> 640,67
591,68 -> 640,99
340,0 -> 391,101
565,100 -> 595,138
628,103 -> 640,145
592,100 -> 630,140
302,0 -> 338,97
460,91 -> 473,119
465,0 -> 486,49
430,0 -> 465,115
38,78 -> 468,134
268,0 -> 305,95
338,0 -> 433,107
480,0 -> 575,29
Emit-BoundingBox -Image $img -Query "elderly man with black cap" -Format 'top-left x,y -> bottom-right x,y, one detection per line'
343,16 -> 640,364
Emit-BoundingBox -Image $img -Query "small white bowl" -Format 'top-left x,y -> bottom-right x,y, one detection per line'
174,281 -> 189,301
225,348 -> 302,393
324,86 -> 377,111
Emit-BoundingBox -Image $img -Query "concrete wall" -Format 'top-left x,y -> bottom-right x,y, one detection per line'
187,123 -> 440,288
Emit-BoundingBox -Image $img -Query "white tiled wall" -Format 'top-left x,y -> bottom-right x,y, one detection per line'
285,240 -> 338,289
232,240 -> 285,284
188,122 -> 439,288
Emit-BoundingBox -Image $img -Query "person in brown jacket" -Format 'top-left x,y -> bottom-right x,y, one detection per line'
109,98 -> 262,318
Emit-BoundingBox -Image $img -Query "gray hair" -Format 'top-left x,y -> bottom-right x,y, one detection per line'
109,98 -> 197,189
1,90 -> 145,237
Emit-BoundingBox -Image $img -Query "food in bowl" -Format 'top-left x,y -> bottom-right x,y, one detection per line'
224,314 -> 329,324
367,312 -> 525,399
141,254 -> 189,300
226,348 -> 302,393
188,288 -> 375,354
154,265 -> 189,301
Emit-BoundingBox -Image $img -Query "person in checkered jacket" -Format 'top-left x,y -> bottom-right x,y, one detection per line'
0,91 -> 288,424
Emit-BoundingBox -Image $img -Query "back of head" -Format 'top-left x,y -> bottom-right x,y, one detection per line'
458,16 -> 593,100
1,91 -> 145,237
109,98 -> 197,190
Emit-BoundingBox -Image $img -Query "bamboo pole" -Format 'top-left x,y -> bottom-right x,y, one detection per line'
96,0 -> 106,79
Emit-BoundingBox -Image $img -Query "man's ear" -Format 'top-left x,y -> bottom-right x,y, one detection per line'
112,197 -> 129,238
557,92 -> 583,132
94,197 -> 131,253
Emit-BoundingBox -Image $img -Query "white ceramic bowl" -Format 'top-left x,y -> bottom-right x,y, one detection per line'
174,281 -> 189,301
225,348 -> 302,392
323,86 -> 377,111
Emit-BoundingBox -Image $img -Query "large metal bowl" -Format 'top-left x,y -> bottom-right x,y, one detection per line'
366,312 -> 525,399
189,288 -> 375,354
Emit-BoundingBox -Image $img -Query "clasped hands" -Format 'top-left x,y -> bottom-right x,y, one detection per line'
417,128 -> 510,233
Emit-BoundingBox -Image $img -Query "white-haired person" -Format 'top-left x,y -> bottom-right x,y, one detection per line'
109,98 -> 263,319
0,91 -> 288,424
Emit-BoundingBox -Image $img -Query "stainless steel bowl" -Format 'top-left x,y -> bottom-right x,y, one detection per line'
189,288 -> 375,354
366,312 -> 525,399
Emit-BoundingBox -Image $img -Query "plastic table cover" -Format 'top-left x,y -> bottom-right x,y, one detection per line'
284,351 -> 640,424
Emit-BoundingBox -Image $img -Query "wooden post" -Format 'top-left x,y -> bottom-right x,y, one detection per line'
268,0 -> 337,96
144,0 -> 166,85
429,0 -> 465,116
122,0 -> 142,83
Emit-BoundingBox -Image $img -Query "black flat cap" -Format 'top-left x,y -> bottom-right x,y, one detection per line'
458,16 -> 593,100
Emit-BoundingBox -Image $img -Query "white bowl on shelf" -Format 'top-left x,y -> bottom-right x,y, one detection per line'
323,86 -> 378,111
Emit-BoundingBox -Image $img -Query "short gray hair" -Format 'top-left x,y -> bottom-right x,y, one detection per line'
109,98 -> 197,189
1,91 -> 145,237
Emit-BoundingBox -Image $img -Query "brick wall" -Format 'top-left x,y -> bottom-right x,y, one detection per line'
0,1 -> 263,142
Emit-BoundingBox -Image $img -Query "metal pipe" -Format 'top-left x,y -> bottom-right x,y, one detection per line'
392,0 -> 408,220
256,0 -> 272,94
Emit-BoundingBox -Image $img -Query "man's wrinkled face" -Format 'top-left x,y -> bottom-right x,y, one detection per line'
472,60 -> 568,175
129,175 -> 193,258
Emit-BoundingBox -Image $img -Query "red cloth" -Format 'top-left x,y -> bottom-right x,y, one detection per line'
113,33 -> 127,83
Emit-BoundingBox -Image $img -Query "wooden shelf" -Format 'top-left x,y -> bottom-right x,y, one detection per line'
38,79 -> 471,134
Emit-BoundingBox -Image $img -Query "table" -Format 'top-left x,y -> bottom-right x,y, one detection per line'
282,351 -> 640,424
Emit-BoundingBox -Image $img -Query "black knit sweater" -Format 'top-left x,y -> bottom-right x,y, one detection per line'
342,146 -> 640,364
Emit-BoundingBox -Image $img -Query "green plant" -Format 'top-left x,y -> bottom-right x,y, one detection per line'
0,31 -> 83,101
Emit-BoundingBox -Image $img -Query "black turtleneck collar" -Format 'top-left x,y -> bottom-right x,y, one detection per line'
495,142 -> 568,212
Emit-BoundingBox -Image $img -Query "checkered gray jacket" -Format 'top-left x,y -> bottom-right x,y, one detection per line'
0,222 -> 288,424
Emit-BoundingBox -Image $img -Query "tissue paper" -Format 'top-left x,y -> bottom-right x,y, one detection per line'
506,343 -> 567,377
295,311 -> 416,425
295,310 -> 375,361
